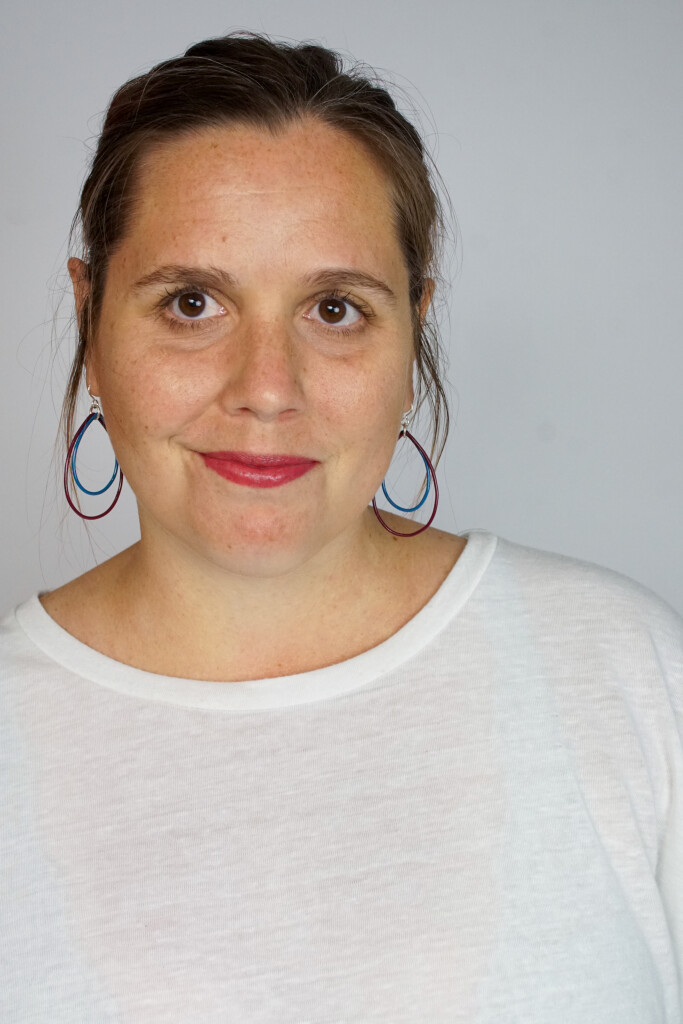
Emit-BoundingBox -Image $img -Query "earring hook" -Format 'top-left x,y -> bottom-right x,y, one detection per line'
86,382 -> 102,417
400,405 -> 415,437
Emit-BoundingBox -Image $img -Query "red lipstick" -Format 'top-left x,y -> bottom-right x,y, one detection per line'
199,450 -> 318,488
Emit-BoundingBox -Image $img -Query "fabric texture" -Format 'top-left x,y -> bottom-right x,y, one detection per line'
1,529 -> 682,1023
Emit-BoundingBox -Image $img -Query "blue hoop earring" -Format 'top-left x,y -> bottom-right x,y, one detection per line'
71,414 -> 119,495
372,413 -> 439,538
64,390 -> 123,520
381,447 -> 431,512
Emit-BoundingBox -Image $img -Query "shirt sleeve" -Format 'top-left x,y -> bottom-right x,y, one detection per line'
649,597 -> 683,1013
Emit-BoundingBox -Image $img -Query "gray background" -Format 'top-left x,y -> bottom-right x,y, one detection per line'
1,0 -> 681,615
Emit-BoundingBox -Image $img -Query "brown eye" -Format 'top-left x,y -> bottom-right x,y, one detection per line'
310,297 -> 362,330
318,299 -> 346,324
168,291 -> 226,325
177,292 -> 206,317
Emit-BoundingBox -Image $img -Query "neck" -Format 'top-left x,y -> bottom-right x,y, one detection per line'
105,508 -> 414,679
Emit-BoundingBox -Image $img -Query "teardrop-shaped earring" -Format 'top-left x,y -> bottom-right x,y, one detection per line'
63,387 -> 123,520
372,410 -> 439,537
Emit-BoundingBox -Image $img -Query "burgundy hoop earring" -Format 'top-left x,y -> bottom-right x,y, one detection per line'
372,423 -> 439,538
64,395 -> 123,520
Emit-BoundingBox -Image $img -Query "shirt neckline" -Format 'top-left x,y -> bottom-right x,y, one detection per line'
13,530 -> 497,711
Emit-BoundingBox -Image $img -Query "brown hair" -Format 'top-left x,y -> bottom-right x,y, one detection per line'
64,31 -> 452,464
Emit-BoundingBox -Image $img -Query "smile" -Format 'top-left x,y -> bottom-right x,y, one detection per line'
198,451 -> 319,489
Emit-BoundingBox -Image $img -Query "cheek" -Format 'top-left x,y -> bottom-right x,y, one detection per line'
314,355 -> 406,469
321,353 -> 406,418
100,347 -> 220,442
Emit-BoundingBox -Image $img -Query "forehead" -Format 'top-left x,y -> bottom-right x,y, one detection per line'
119,119 -> 405,281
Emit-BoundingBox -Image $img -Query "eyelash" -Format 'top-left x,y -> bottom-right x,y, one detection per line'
308,290 -> 375,335
155,286 -> 374,336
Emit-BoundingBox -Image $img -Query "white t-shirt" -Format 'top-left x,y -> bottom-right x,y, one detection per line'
1,530 -> 682,1023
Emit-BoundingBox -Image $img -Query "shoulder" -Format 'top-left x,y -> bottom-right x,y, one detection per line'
488,532 -> 681,624
0,596 -> 50,659
0,599 -> 34,652
0,598 -> 52,715
484,532 -> 683,670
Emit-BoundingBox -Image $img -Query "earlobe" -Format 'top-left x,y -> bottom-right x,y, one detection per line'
404,359 -> 416,416
84,341 -> 101,398
84,362 -> 100,398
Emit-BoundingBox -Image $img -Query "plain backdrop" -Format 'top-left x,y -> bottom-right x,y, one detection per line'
1,0 -> 682,616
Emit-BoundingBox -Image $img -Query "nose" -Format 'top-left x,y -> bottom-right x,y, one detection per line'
218,317 -> 304,423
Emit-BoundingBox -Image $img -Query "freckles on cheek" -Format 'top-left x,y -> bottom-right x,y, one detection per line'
115,358 -> 216,436
322,366 -> 404,426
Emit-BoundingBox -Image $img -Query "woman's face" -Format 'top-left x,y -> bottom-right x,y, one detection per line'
78,119 -> 423,576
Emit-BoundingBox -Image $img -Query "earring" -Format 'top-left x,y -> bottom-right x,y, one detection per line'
63,387 -> 123,520
372,410 -> 439,537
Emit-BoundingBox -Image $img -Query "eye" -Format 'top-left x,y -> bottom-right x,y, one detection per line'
306,295 -> 364,330
168,290 -> 226,322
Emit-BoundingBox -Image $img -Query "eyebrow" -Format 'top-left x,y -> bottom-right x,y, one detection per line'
130,264 -> 398,306
301,269 -> 397,305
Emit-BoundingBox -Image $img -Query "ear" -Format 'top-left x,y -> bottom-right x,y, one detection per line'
67,258 -> 99,394
418,277 -> 435,323
68,257 -> 91,331
404,279 -> 434,415
404,357 -> 416,416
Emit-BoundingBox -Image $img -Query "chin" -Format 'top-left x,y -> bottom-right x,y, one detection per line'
187,506 -> 331,579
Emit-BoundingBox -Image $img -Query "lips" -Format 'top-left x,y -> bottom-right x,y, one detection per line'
198,450 -> 319,489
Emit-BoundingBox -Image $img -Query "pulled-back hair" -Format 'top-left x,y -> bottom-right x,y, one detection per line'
65,31 -> 452,463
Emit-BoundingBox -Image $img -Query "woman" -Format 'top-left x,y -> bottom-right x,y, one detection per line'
1,32 -> 681,1023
